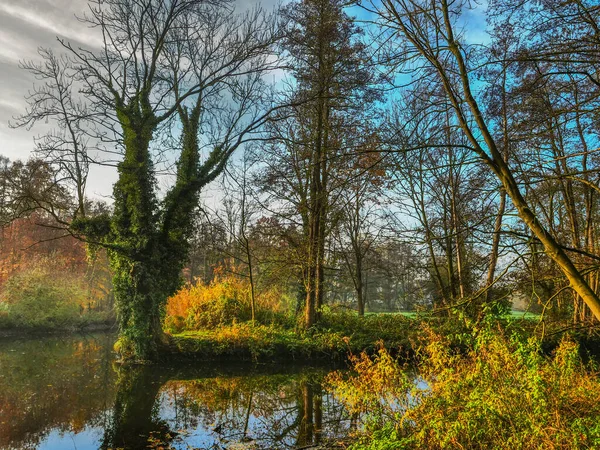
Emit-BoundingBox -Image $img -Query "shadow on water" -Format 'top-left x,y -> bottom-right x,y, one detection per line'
0,333 -> 351,450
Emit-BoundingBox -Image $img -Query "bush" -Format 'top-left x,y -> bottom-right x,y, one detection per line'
0,262 -> 88,329
0,302 -> 9,327
327,326 -> 600,449
165,273 -> 292,333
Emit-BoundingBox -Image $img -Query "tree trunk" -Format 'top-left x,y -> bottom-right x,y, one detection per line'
484,189 -> 506,304
437,2 -> 600,321
357,255 -> 364,316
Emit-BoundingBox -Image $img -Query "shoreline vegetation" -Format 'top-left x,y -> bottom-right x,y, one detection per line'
2,270 -> 600,364
2,312 -> 599,365
0,257 -> 115,334
165,315 -> 600,364
167,314 -> 414,362
2,274 -> 600,449
159,278 -> 600,363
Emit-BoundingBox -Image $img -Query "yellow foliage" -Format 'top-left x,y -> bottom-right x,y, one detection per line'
165,271 -> 288,331
328,328 -> 600,450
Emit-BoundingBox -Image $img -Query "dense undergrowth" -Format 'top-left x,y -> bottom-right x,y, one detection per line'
327,323 -> 600,450
164,275 -> 415,361
0,261 -> 114,331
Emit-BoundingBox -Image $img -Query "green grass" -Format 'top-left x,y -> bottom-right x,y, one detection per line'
365,311 -> 418,317
507,310 -> 541,320
167,311 -> 415,362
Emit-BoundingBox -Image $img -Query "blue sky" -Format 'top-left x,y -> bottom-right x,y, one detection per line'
0,0 -> 490,202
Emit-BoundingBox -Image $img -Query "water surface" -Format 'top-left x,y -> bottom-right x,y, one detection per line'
0,333 -> 352,450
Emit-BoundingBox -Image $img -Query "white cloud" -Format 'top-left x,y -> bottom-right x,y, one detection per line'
0,0 -> 101,48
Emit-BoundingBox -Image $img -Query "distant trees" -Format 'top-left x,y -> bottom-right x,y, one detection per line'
11,0 -> 600,344
0,157 -> 71,225
335,137 -> 386,316
0,156 -> 113,323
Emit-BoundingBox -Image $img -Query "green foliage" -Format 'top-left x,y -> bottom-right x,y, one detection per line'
0,264 -> 85,329
0,258 -> 114,330
328,326 -> 600,450
71,213 -> 112,240
316,307 -> 414,352
0,302 -> 8,326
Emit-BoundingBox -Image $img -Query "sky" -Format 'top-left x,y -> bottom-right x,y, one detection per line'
0,0 -> 489,203
0,0 -> 116,200
0,0 -> 97,145
0,0 -> 282,202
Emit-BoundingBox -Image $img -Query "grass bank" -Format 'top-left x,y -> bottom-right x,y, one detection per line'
167,312 -> 416,362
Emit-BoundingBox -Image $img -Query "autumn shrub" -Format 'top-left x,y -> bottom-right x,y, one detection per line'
0,260 -> 88,329
164,273 -> 292,333
327,326 -> 600,450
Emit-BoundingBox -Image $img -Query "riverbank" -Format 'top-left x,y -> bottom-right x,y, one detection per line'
165,312 -> 600,365
0,319 -> 116,338
167,312 -> 417,362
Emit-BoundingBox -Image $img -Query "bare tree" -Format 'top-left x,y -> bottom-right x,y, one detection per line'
372,0 -> 600,320
14,0 -> 282,360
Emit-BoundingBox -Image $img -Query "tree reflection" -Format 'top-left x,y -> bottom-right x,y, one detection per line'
1,334 -> 351,450
158,371 -> 344,449
0,333 -> 117,450
297,380 -> 323,447
101,365 -> 172,450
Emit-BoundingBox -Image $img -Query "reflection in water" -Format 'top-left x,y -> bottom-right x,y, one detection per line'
0,333 -> 116,450
0,333 -> 351,450
101,366 -> 172,450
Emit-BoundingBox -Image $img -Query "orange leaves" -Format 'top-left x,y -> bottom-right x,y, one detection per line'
0,213 -> 88,286
165,273 -> 251,331
165,271 -> 287,332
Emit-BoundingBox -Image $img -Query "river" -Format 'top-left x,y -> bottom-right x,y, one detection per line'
0,332 -> 354,450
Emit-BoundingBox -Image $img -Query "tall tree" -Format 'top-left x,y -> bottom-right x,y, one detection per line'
277,0 -> 380,327
15,0 -> 280,360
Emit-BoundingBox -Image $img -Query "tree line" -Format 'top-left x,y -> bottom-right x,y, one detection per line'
4,0 -> 600,360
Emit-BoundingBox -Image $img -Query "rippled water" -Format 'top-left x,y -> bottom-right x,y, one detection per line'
0,333 -> 353,450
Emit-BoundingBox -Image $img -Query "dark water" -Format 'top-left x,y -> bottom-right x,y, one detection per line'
0,333 -> 353,450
